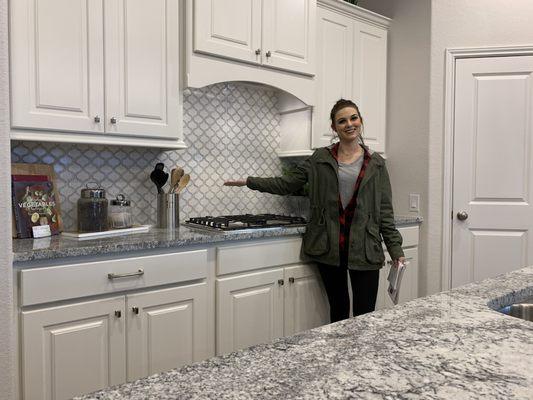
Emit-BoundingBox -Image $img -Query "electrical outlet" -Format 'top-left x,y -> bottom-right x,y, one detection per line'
409,193 -> 420,212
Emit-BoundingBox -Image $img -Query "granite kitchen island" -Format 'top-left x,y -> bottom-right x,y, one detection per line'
77,266 -> 533,400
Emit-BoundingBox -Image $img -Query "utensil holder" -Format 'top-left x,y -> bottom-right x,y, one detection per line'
156,193 -> 179,229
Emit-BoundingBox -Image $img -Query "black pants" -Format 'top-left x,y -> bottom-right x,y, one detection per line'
317,263 -> 379,323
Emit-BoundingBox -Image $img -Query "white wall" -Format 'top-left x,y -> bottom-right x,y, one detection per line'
0,0 -> 15,397
429,0 -> 533,293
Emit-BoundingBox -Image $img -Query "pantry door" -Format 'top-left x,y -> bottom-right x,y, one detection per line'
451,55 -> 533,287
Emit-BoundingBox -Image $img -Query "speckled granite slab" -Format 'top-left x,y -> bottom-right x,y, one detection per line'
76,266 -> 532,400
13,216 -> 422,263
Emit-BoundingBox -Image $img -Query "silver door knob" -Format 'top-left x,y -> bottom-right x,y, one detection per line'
110,117 -> 117,124
94,115 -> 101,123
266,51 -> 271,58
457,211 -> 468,221
255,49 -> 261,55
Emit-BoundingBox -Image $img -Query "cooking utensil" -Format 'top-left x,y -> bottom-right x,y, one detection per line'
150,163 -> 168,194
174,173 -> 190,194
169,167 -> 185,193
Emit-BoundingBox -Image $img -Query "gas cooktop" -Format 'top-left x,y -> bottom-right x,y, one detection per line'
184,214 -> 307,232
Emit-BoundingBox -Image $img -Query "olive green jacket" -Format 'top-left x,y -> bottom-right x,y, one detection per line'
247,146 -> 404,270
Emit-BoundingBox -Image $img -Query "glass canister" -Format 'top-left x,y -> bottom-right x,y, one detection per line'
77,184 -> 109,232
109,194 -> 133,229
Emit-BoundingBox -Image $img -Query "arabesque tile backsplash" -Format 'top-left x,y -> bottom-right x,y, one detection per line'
11,83 -> 308,231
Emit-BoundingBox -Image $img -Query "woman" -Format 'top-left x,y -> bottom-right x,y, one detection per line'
224,99 -> 405,322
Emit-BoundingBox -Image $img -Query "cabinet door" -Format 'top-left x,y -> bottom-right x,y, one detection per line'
216,268 -> 284,355
284,264 -> 329,336
104,0 -> 181,139
126,282 -> 211,381
261,0 -> 316,75
352,21 -> 388,154
21,297 -> 125,400
10,0 -> 104,133
376,247 -> 419,310
312,7 -> 354,148
193,0 -> 262,64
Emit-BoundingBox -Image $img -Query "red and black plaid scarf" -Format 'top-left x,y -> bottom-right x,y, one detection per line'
330,143 -> 371,267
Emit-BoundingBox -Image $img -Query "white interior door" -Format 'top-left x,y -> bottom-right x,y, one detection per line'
452,55 -> 533,287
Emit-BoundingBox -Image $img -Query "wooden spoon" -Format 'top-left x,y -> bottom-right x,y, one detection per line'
174,173 -> 190,194
168,167 -> 185,193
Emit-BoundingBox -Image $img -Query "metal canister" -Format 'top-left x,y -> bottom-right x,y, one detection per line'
77,184 -> 108,232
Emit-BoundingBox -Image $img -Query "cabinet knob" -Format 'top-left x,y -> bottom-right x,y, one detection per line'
94,115 -> 101,123
265,50 -> 272,58
288,277 -> 294,284
278,279 -> 284,286
132,307 -> 139,315
114,310 -> 122,318
255,48 -> 261,55
110,117 -> 117,124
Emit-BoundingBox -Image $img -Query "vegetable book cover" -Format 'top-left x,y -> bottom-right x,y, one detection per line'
11,174 -> 61,238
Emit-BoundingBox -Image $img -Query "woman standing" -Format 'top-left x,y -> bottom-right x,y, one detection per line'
224,99 -> 405,322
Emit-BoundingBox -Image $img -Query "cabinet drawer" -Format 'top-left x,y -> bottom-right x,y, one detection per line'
217,238 -> 302,275
20,250 -> 208,306
397,226 -> 419,248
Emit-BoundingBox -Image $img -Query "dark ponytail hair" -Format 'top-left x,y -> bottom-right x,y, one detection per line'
329,99 -> 365,145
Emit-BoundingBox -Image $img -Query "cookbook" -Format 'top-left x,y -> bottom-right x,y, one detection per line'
11,174 -> 61,238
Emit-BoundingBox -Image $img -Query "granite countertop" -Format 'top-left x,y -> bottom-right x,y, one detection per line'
13,215 -> 422,263
76,266 -> 532,400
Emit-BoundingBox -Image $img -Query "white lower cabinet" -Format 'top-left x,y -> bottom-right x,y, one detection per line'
126,283 -> 209,381
21,282 -> 208,400
216,262 -> 329,356
283,264 -> 329,336
375,228 -> 420,310
21,297 -> 126,400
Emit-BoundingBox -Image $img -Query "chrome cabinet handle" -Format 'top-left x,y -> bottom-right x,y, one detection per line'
114,310 -> 122,318
132,307 -> 139,315
457,211 -> 468,221
278,279 -> 284,286
265,50 -> 271,58
110,117 -> 117,124
288,277 -> 294,284
94,115 -> 101,123
108,268 -> 144,280
255,48 -> 261,55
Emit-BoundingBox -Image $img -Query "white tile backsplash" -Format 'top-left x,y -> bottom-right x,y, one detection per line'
11,83 -> 306,231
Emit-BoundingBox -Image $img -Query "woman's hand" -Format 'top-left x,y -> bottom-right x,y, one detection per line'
392,256 -> 406,268
223,180 -> 247,187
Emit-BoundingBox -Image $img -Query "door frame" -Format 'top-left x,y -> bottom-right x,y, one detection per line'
441,45 -> 533,290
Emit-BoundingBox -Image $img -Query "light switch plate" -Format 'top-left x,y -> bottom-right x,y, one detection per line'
409,193 -> 420,212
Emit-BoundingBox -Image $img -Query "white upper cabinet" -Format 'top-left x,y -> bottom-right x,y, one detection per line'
312,0 -> 389,154
352,21 -> 387,154
10,0 -> 105,134
261,0 -> 316,76
104,0 -> 181,140
194,0 -> 262,64
10,0 -> 184,148
194,0 -> 315,76
313,7 -> 354,149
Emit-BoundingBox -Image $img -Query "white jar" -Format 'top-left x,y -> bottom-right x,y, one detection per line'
109,194 -> 133,229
